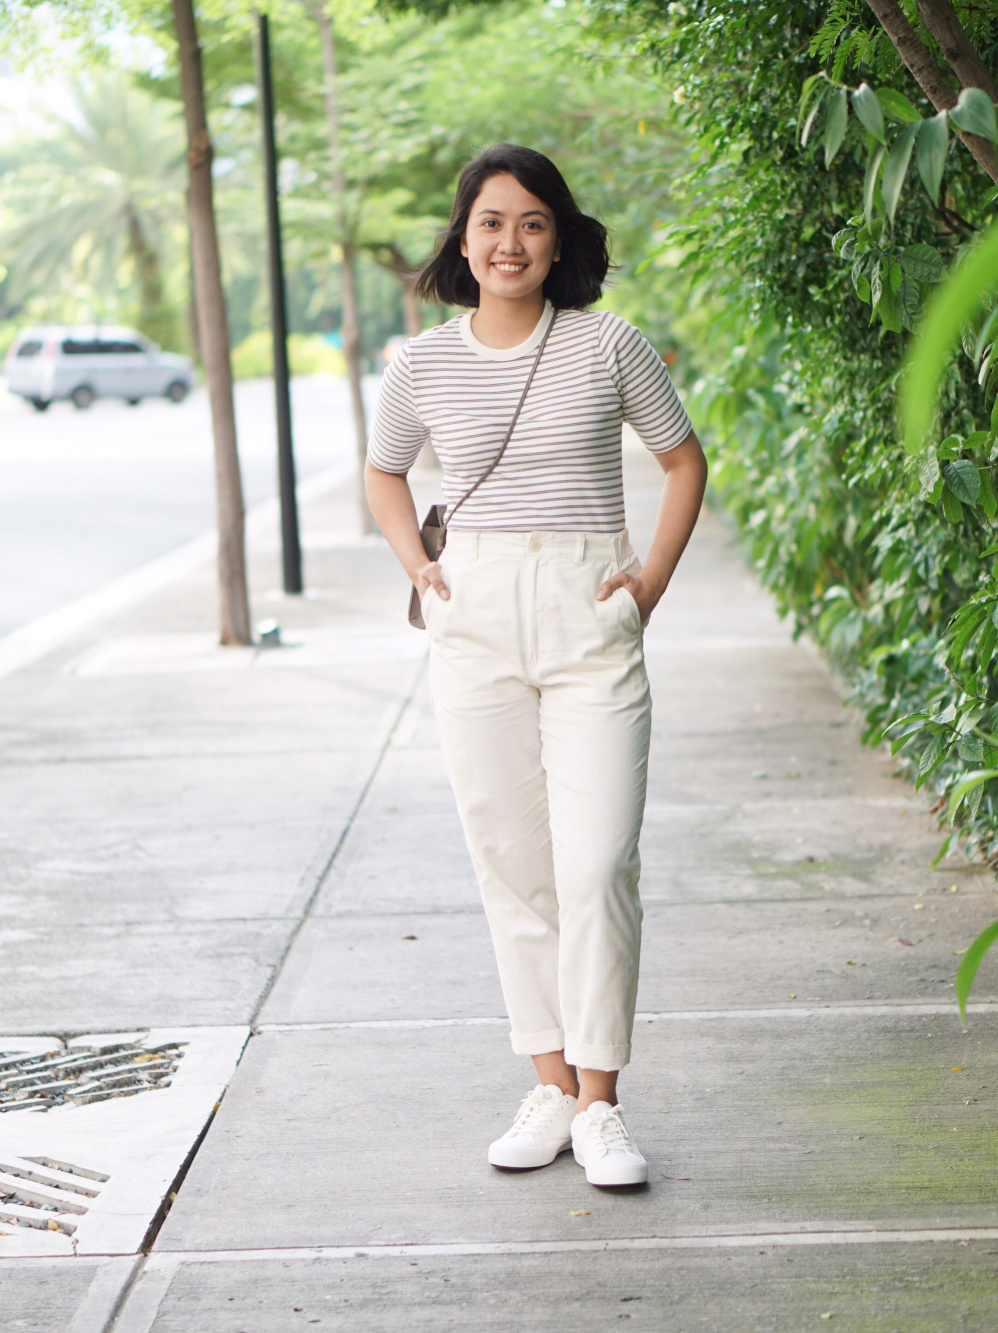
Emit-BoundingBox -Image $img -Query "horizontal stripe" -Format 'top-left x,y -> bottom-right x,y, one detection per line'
368,306 -> 693,531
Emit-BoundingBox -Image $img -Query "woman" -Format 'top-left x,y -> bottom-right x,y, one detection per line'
365,144 -> 706,1188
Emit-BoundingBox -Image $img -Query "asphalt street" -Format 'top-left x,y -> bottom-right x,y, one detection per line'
0,375 -> 377,638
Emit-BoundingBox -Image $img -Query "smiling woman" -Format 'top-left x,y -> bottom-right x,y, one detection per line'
364,142 -> 707,1191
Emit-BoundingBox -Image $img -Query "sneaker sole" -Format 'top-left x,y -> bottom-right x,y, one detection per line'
573,1146 -> 648,1186
488,1141 -> 572,1171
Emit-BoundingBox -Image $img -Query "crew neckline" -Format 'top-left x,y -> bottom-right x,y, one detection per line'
459,300 -> 555,361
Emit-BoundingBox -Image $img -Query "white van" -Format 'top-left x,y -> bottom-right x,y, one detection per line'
4,326 -> 195,410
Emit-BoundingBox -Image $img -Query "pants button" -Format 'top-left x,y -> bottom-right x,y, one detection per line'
529,539 -> 540,552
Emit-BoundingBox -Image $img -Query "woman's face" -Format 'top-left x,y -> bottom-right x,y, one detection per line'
461,172 -> 560,303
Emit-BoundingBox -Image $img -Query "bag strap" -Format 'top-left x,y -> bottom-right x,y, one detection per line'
443,308 -> 557,528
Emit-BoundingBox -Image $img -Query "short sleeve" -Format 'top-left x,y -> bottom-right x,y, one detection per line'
598,314 -> 692,453
367,342 -> 430,473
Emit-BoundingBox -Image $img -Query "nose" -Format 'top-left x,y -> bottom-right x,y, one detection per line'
497,223 -> 524,254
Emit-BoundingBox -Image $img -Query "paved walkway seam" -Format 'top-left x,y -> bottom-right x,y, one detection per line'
248,658 -> 427,1029
147,1228 -> 998,1264
257,999 -> 998,1034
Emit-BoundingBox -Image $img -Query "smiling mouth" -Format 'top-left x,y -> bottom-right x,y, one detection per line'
492,262 -> 527,273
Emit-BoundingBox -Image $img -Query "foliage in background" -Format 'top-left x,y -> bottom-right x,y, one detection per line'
0,70 -> 186,348
592,0 -> 998,873
0,0 -> 681,366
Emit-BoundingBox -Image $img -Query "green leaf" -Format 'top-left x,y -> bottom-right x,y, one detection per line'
948,769 -> 998,821
833,226 -> 857,258
898,275 -> 921,330
917,446 -> 940,499
903,221 -> 998,453
967,780 -> 985,819
916,112 -> 949,202
916,732 -> 946,787
981,540 -> 998,560
978,618 -> 997,670
932,830 -> 960,868
965,430 -> 991,452
956,918 -> 998,1025
988,702 -> 998,732
958,734 -> 985,763
882,123 -> 917,224
979,468 -> 997,519
864,143 -> 886,225
948,87 -> 998,144
877,272 -> 902,331
943,458 -> 982,505
876,88 -> 922,124
899,243 -> 944,283
798,72 -> 826,145
852,82 -> 886,142
824,89 -> 848,167
942,485 -> 964,522
854,267 -> 871,303
974,307 -> 998,364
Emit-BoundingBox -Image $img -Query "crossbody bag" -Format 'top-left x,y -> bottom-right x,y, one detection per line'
407,309 -> 557,629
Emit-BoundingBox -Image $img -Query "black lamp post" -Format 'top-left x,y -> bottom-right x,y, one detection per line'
254,9 -> 302,595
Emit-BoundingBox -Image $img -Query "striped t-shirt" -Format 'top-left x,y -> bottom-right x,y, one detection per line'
367,300 -> 692,532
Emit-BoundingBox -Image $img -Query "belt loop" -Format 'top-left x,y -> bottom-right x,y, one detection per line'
575,534 -> 586,563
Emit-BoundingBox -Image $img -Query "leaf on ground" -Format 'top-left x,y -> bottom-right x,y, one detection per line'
899,938 -> 915,946
569,1209 -> 590,1216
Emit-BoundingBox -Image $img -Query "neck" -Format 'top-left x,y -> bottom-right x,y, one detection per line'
470,289 -> 546,349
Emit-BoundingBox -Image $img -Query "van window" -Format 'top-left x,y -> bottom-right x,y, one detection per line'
62,339 -> 111,355
15,340 -> 42,358
113,341 -> 145,355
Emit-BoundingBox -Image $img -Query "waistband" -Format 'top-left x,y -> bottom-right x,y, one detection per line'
443,529 -> 633,562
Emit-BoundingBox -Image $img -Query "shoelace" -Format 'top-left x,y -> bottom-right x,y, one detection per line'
511,1085 -> 562,1133
588,1105 -> 634,1154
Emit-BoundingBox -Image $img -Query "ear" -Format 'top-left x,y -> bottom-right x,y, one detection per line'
554,238 -> 562,262
460,236 -> 468,258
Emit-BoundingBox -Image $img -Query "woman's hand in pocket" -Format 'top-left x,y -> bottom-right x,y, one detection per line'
596,569 -> 658,623
416,561 -> 450,602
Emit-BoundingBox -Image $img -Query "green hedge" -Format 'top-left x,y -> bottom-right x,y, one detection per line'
613,0 -> 998,863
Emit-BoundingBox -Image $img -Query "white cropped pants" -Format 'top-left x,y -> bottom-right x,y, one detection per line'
422,529 -> 651,1071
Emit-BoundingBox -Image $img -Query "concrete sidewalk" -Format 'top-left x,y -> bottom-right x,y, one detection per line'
2,447 -> 997,1331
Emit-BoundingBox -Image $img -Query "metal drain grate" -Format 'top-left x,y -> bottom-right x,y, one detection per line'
0,1040 -> 185,1113
0,1156 -> 108,1238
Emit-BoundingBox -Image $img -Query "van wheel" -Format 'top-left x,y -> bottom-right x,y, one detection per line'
166,380 -> 188,404
30,398 -> 51,413
126,398 -> 141,407
71,385 -> 95,410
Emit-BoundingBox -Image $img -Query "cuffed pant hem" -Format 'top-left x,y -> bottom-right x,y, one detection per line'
510,1027 -> 566,1057
563,1040 -> 631,1072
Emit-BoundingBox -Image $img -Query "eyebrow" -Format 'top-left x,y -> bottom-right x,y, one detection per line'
475,207 -> 550,219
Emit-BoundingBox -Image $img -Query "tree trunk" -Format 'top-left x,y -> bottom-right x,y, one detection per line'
916,0 -> 998,102
126,206 -> 174,350
401,277 -> 422,340
311,2 -> 375,534
172,0 -> 251,645
864,0 -> 997,181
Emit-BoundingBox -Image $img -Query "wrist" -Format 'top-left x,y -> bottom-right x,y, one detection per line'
639,559 -> 670,600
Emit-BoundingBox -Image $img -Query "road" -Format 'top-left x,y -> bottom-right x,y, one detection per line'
0,375 -> 378,638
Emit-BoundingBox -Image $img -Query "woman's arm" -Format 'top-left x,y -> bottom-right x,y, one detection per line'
364,461 -> 451,601
596,429 -> 707,618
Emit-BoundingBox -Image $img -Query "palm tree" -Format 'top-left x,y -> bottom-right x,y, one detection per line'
0,70 -> 185,348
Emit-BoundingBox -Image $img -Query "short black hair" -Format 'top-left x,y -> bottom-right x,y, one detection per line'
415,143 -> 610,310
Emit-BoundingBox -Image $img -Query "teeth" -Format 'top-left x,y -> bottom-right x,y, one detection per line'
494,264 -> 525,272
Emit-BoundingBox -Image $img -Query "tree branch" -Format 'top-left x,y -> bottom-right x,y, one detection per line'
916,0 -> 998,102
864,0 -> 997,181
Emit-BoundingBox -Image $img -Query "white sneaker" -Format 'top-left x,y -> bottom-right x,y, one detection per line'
488,1084 -> 578,1170
571,1101 -> 648,1186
